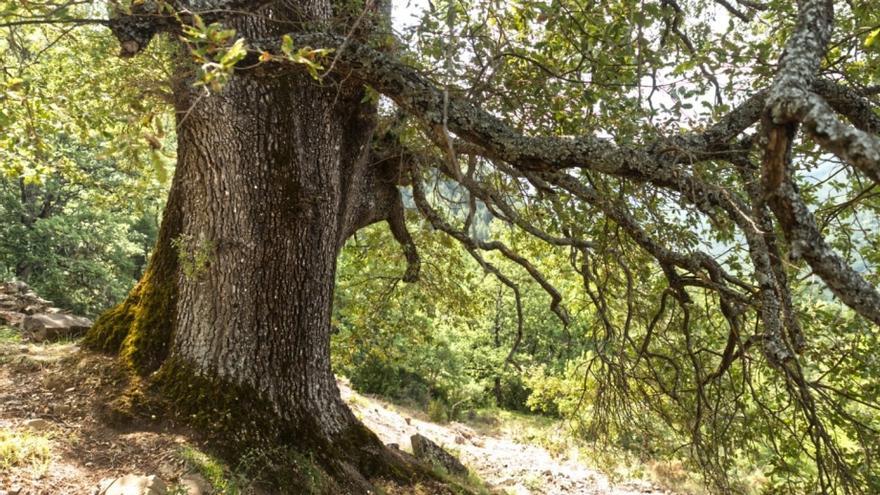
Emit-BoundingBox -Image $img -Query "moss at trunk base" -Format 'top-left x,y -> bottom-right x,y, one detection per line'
149,358 -> 441,494
82,263 -> 177,375
84,170 -> 183,375
81,269 -> 468,493
86,324 -> 473,494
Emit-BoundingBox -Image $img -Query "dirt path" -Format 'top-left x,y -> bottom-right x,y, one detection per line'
0,342 -> 192,494
1,340 -> 674,494
340,380 -> 673,495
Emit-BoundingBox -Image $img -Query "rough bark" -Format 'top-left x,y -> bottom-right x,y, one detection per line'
761,0 -> 880,326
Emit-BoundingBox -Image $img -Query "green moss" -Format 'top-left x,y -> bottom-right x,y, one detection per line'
178,445 -> 246,493
83,253 -> 177,375
154,358 -> 285,449
0,325 -> 20,344
154,359 -> 345,493
175,442 -> 338,494
158,359 -> 326,451
82,298 -> 135,354
151,359 -> 440,493
171,233 -> 215,280
118,266 -> 176,373
240,447 -> 334,494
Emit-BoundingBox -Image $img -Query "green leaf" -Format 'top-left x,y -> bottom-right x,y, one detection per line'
220,38 -> 247,67
866,28 -> 880,49
281,35 -> 295,57
150,150 -> 169,184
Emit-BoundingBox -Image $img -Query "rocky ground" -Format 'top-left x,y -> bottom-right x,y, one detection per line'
0,284 -> 682,494
0,338 -> 681,494
0,282 -> 92,343
0,338 -> 217,495
341,382 -> 675,495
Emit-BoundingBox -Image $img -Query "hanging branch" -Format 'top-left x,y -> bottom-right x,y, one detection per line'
409,159 -> 570,327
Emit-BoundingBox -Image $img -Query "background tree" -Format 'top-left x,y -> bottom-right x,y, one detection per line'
0,3 -> 169,314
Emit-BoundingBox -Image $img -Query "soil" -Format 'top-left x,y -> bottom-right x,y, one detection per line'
0,341 -> 196,494
0,340 -> 676,494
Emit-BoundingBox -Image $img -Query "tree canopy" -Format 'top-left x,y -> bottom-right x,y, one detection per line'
2,0 -> 880,493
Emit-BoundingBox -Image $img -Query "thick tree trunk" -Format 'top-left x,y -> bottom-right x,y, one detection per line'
86,4 -> 426,492
170,21 -> 360,439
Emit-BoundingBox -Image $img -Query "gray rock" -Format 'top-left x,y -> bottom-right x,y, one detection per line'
2,485 -> 22,495
0,310 -> 24,326
179,473 -> 212,495
97,474 -> 167,495
0,282 -> 53,314
410,433 -> 468,476
23,304 -> 46,315
21,313 -> 92,342
22,418 -> 51,431
3,280 -> 28,293
157,462 -> 177,480
0,294 -> 19,311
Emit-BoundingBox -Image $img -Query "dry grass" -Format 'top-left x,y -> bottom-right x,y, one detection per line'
0,427 -> 53,476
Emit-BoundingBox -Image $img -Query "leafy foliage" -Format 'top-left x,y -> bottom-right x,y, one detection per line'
0,2 -> 171,314
3,0 -> 880,493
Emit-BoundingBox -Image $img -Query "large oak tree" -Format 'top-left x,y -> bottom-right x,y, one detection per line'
3,0 -> 880,492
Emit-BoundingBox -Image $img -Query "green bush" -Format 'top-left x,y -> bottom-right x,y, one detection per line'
0,152 -> 162,316
427,398 -> 448,423
347,355 -> 433,407
492,375 -> 533,412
